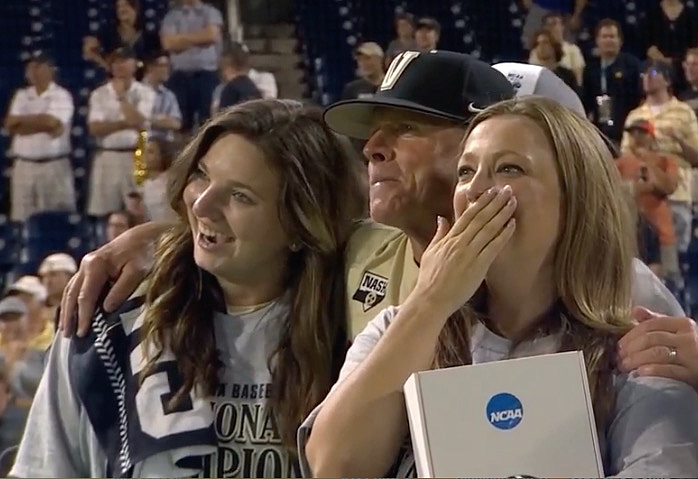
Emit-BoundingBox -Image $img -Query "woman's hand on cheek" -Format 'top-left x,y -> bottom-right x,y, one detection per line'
414,185 -> 517,317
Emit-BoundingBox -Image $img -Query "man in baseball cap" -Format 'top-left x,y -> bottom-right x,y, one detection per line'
6,276 -> 53,350
39,253 -> 77,327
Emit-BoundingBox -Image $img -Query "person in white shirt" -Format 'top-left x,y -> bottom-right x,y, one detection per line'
248,68 -> 278,99
3,53 -> 76,221
528,12 -> 586,86
142,137 -> 176,221
87,47 -> 155,218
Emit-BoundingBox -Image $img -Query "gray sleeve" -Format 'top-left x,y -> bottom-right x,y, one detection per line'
606,374 -> 698,477
297,306 -> 398,477
159,10 -> 176,35
10,335 -> 90,477
205,5 -> 224,26
630,258 -> 684,316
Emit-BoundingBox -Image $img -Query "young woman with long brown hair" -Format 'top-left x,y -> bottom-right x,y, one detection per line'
302,96 -> 698,477
11,99 -> 366,478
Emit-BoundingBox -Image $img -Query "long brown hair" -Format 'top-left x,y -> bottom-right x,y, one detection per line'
435,96 -> 636,431
140,99 -> 367,451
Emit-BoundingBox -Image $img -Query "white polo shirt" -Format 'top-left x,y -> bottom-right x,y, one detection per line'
8,82 -> 74,160
88,81 -> 155,150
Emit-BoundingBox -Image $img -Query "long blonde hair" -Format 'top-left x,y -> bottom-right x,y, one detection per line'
140,100 -> 367,452
435,96 -> 636,430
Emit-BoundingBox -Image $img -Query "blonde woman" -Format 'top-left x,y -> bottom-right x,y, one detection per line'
303,97 -> 698,477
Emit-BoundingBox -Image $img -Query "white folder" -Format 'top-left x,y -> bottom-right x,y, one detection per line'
404,351 -> 604,478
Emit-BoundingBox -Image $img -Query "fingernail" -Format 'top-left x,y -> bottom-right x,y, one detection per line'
502,184 -> 513,194
487,187 -> 497,196
507,197 -> 516,207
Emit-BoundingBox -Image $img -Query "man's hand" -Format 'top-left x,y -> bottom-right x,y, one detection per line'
59,221 -> 172,337
618,307 -> 698,393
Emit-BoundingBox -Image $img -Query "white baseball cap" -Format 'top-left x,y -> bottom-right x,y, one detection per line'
491,62 -> 585,116
8,275 -> 47,303
39,253 -> 77,276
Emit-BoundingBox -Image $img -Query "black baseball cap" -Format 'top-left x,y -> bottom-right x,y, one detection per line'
323,50 -> 515,139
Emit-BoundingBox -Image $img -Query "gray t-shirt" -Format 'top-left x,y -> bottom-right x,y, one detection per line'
298,306 -> 698,478
11,298 -> 299,478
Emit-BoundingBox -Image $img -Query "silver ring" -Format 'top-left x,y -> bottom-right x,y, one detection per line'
668,347 -> 678,363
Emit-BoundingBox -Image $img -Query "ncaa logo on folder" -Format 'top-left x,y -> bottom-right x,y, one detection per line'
486,392 -> 523,430
403,351 -> 604,478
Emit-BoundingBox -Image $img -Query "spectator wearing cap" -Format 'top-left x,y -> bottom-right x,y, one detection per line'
414,18 -> 440,51
529,29 -> 578,94
521,0 -> 587,51
0,296 -> 46,405
617,119 -> 680,286
3,54 -> 76,222
622,60 -> 698,263
528,12 -> 585,85
385,12 -> 417,66
160,0 -> 224,133
82,0 -> 161,81
87,47 -> 155,219
5,276 -> 52,351
214,44 -> 262,112
143,52 -> 182,142
38,253 -> 77,327
582,18 -> 641,144
341,42 -> 386,101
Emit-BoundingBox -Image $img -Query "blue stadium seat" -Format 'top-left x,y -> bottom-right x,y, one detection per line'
23,211 -> 92,241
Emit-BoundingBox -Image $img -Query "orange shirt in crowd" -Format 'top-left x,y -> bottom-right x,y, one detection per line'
616,152 -> 678,245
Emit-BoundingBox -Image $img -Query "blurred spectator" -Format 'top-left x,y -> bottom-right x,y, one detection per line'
341,42 -> 386,100
215,44 -> 262,111
5,276 -> 51,351
414,17 -> 440,51
87,47 -> 155,218
143,52 -> 182,142
528,12 -> 585,85
82,0 -> 161,79
0,297 -> 45,402
645,0 -> 696,92
160,0 -> 224,133
38,253 -> 77,329
521,0 -> 587,50
105,210 -> 138,242
124,191 -> 147,224
0,360 -> 26,456
3,54 -> 76,222
616,119 -> 680,285
678,48 -> 698,115
143,138 -> 176,221
622,60 -> 698,267
385,12 -> 417,66
529,29 -> 578,93
583,18 -> 641,144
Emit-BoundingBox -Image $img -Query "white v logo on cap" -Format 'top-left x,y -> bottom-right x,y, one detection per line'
381,51 -> 421,91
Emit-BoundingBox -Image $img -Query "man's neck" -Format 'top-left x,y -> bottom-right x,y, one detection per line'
34,82 -> 50,95
539,58 -> 557,70
144,76 -> 160,88
600,52 -> 618,64
646,90 -> 672,106
365,72 -> 385,86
